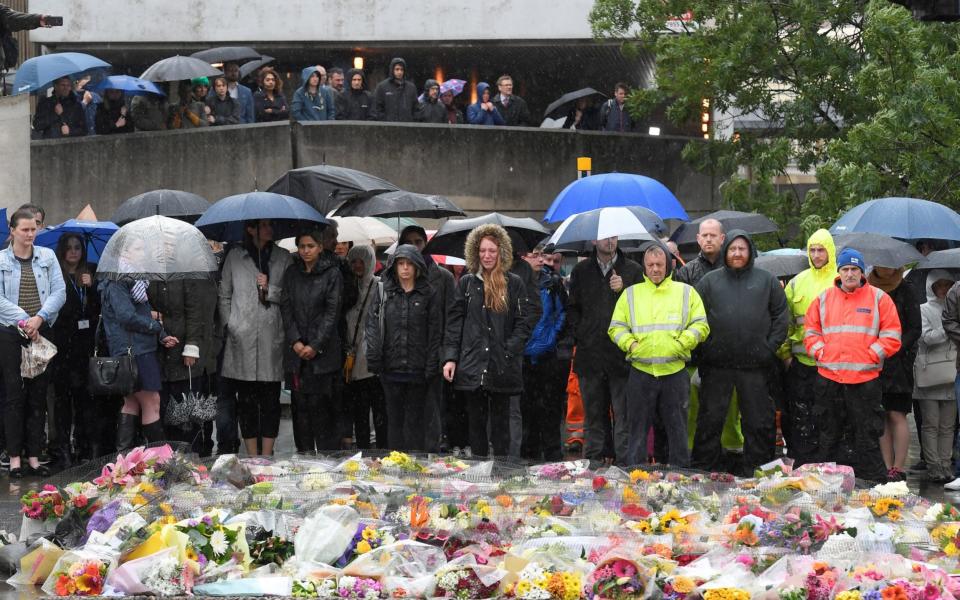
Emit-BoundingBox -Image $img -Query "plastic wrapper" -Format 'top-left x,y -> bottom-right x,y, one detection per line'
7,537 -> 63,585
0,541 -> 28,575
294,504 -> 360,566
40,545 -> 119,596
19,514 -> 58,542
193,576 -> 292,596
342,539 -> 446,582
105,547 -> 193,595
210,454 -> 256,488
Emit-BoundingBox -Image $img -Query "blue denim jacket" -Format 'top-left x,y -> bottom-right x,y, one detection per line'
0,246 -> 66,327
99,280 -> 164,357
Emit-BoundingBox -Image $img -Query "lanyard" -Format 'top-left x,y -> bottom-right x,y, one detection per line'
71,275 -> 86,312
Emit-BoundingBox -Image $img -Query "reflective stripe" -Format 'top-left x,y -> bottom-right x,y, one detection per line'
818,290 -> 828,330
792,343 -> 809,355
871,289 -> 882,332
610,320 -> 631,330
689,316 -> 707,324
804,330 -> 821,338
809,341 -> 825,354
630,356 -> 676,365
681,285 -> 690,327
626,286 -> 637,329
870,342 -> 886,360
821,325 -> 878,335
633,323 -> 683,333
878,330 -> 901,340
817,361 -> 881,372
689,328 -> 704,342
613,331 -> 631,345
795,316 -> 805,325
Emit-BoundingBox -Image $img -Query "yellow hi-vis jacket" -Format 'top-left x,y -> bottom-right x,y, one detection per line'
608,275 -> 709,377
778,228 -> 837,366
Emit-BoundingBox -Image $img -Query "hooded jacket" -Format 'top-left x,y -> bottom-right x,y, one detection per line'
205,92 -> 241,126
916,269 -> 956,399
416,79 -> 446,124
280,251 -> 343,377
694,230 -> 789,369
872,269 -> 921,395
608,245 -> 709,377
443,224 -> 541,393
467,82 -> 505,126
337,68 -> 373,121
33,91 -> 87,139
292,66 -> 336,122
567,247 -> 644,376
674,250 -> 722,286
781,229 -> 837,365
94,92 -> 134,135
365,245 -> 440,379
345,244 -> 379,381
372,58 -> 419,122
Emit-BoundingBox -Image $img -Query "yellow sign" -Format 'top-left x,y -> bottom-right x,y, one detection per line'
577,157 -> 592,172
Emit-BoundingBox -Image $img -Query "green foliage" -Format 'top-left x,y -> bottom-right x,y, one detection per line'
591,0 -> 960,245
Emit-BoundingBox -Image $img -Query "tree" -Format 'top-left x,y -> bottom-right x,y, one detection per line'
591,0 -> 960,243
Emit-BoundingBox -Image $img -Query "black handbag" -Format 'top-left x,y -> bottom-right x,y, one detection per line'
88,317 -> 139,396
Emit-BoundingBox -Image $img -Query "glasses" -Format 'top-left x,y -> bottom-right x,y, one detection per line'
525,252 -> 543,258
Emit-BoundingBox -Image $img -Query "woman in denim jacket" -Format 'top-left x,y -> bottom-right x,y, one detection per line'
0,208 -> 66,477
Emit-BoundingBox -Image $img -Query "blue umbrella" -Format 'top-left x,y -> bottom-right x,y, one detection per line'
544,173 -> 689,222
830,197 -> 960,242
35,219 -> 119,263
13,52 -> 111,95
90,75 -> 166,97
0,209 -> 8,242
195,192 -> 330,242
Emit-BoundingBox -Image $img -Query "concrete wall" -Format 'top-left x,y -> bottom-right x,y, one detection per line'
31,0 -> 595,44
31,121 -> 719,224
31,123 -> 292,223
0,96 -> 31,214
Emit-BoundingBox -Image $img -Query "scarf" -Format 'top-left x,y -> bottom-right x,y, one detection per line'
867,267 -> 904,293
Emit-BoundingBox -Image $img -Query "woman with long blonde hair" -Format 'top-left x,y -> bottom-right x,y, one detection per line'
442,224 -> 540,457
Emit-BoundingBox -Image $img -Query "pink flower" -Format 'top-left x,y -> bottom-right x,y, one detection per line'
42,484 -> 57,492
612,560 -> 637,578
923,584 -> 940,600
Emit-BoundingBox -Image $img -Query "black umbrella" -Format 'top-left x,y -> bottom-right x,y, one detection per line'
140,55 -> 223,83
755,252 -> 809,278
908,248 -> 960,270
111,189 -> 211,225
190,46 -> 261,65
543,87 -> 607,120
423,213 -> 551,258
671,210 -> 779,246
833,232 -> 927,268
334,191 -> 466,219
267,165 -> 401,215
240,55 -> 275,80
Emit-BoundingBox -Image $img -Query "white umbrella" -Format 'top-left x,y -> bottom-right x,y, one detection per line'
278,216 -> 398,252
547,206 -> 656,250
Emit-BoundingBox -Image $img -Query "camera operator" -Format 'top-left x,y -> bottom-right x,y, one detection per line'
1,4 -> 57,70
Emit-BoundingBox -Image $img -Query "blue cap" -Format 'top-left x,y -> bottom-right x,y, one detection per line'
837,248 -> 865,272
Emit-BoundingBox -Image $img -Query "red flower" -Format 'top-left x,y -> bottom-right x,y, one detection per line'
622,504 -> 652,518
593,476 -> 608,492
74,495 -> 88,508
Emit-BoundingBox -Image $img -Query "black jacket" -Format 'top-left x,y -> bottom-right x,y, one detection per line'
50,265 -> 100,373
253,91 -> 288,122
148,279 -> 219,381
0,5 -> 41,67
280,253 -> 343,376
492,93 -> 531,126
443,271 -> 540,394
337,68 -> 374,121
94,98 -> 134,135
879,281 -> 921,395
206,94 -> 241,126
33,92 -> 87,139
372,58 -> 418,122
365,246 -> 441,379
694,230 -> 789,369
599,99 -> 635,132
417,98 -> 447,124
426,259 -> 456,346
567,249 -> 644,375
674,252 -> 722,286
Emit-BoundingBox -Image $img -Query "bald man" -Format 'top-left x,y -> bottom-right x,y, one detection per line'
674,219 -> 725,286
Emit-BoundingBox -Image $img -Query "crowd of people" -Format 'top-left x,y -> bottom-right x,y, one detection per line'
2,201 -> 959,487
29,57 -> 639,138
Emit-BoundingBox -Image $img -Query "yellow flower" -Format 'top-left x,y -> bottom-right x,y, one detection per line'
516,580 -> 532,596
356,540 -> 371,554
673,576 -> 695,594
945,542 -> 958,557
630,469 -> 651,483
140,482 -> 159,495
159,503 -> 173,515
362,527 -> 378,541
836,592 -> 862,600
623,487 -> 640,503
186,547 -> 198,561
131,494 -> 147,506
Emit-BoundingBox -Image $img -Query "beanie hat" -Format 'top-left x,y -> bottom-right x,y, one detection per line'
191,77 -> 210,87
837,248 -> 865,272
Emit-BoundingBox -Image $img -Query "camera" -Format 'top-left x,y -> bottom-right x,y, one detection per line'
44,16 -> 63,26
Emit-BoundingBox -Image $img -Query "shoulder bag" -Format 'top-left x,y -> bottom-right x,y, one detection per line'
88,316 -> 139,396
343,279 -> 376,383
915,338 -> 957,388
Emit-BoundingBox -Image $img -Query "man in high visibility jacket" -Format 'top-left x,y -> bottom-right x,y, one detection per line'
779,229 -> 836,466
804,248 -> 902,482
608,243 -> 709,466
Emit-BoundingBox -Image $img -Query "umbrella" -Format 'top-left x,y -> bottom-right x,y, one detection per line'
551,206 -> 667,254
547,206 -> 656,250
423,213 -> 551,258
96,216 -> 218,282
543,87 -> 607,120
439,79 -> 466,97
190,46 -> 261,65
755,249 -> 808,279
195,192 -> 330,242
35,219 -> 118,263
279,216 -> 398,251
544,173 -> 689,222
671,210 -> 778,246
909,248 -> 960,270
334,190 -> 466,219
140,55 -> 223,83
112,189 -> 212,226
830,197 -> 960,241
240,55 -> 275,80
0,209 -> 8,242
833,232 -> 927,269
267,165 -> 401,215
376,216 -> 419,232
13,52 -> 111,95
90,75 -> 165,97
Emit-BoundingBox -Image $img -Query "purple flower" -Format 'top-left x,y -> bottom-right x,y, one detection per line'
83,499 -> 121,543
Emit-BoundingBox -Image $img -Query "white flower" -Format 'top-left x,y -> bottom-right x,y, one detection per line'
317,579 -> 337,598
209,529 -> 229,556
924,503 -> 944,522
871,481 -> 909,497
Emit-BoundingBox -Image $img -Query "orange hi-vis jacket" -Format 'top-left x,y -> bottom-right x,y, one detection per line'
803,277 -> 903,385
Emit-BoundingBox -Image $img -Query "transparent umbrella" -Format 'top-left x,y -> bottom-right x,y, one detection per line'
96,216 -> 218,282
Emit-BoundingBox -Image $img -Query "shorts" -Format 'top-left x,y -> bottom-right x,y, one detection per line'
135,352 -> 163,393
882,392 -> 912,414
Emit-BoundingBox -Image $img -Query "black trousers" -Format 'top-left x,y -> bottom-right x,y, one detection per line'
785,360 -> 819,466
693,366 -> 775,475
814,375 -> 887,482
234,380 -> 281,440
423,376 -> 445,452
382,379 -> 426,451
578,366 -> 629,463
344,376 -> 386,449
446,389 -> 470,449
521,355 -> 568,462
626,368 -> 691,467
52,357 -> 92,457
466,389 -> 511,457
0,335 -> 47,458
291,386 -> 341,453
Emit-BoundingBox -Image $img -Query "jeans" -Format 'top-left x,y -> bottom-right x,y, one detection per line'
625,368 -> 690,467
578,367 -> 630,464
509,395 -> 522,458
382,380 -> 427,451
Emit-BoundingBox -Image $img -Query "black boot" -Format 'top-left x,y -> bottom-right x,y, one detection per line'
141,420 -> 166,444
116,414 -> 139,452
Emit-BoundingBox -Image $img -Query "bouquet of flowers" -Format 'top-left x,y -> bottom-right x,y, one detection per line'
249,530 -> 296,567
865,498 -> 905,523
21,485 -> 65,521
293,576 -> 339,598
42,549 -> 117,597
504,562 -> 584,600
379,451 -> 425,473
755,508 -> 855,554
335,575 -> 384,599
176,513 -> 248,567
334,523 -> 396,567
532,461 -> 589,482
586,557 -> 648,600
93,445 -> 174,490
427,457 -> 471,475
625,508 -> 695,537
930,522 -> 960,557
436,565 -> 500,599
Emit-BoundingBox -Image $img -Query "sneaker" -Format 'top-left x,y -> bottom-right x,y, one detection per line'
451,446 -> 461,458
462,446 -> 473,459
910,461 -> 927,472
945,477 -> 960,491
0,451 -> 8,468
37,452 -> 51,466
887,467 -> 907,482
